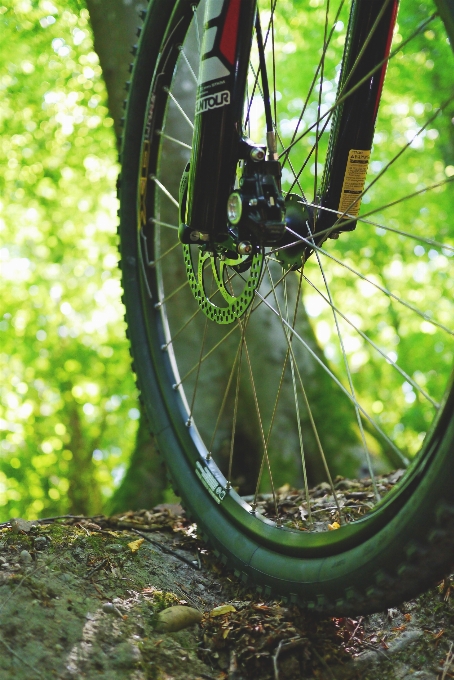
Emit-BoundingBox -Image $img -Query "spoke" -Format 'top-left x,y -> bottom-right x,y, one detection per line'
158,255 -> 219,310
178,46 -> 198,84
192,4 -> 201,55
333,96 -> 454,224
247,58 -> 306,197
264,270 -> 305,454
282,0 -> 346,170
252,286 -> 409,466
151,175 -> 179,209
266,262 -> 342,522
280,13 -> 437,160
187,302 -> 210,427
283,277 -> 314,527
162,270 -> 240,349
146,237 -> 180,268
310,231 -> 380,500
227,326 -> 245,488
286,0 -> 395,197
162,306 -> 201,350
302,274 -> 439,408
156,130 -> 192,151
173,265 -> 296,389
163,87 -> 194,130
155,278 -> 190,307
313,0 -> 331,211
242,332 -> 280,522
245,0 -> 278,129
296,191 -> 454,251
207,341 -> 242,460
148,217 -> 180,230
174,324 -> 239,388
339,0 -> 394,95
286,226 -> 454,337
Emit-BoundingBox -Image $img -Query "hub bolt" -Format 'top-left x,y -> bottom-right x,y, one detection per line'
250,147 -> 265,162
237,241 -> 252,255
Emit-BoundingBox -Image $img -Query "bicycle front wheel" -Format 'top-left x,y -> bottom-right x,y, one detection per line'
119,0 -> 454,614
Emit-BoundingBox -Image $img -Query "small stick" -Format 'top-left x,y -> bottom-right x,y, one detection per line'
441,642 -> 454,680
130,528 -> 200,569
273,637 -> 308,680
85,558 -> 109,579
0,638 -> 43,677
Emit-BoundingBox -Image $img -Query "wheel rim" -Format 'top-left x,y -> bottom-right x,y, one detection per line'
137,0 -> 454,554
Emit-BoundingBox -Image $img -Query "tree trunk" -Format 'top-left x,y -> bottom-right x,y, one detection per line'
87,0 -> 167,509
85,0 -> 146,142
107,407 -> 168,513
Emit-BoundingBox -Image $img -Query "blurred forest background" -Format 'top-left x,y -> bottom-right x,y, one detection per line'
0,0 -> 158,521
1,0 -> 453,522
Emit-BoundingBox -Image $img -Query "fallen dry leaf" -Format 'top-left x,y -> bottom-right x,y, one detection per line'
127,538 -> 145,553
328,521 -> 341,530
210,604 -> 237,617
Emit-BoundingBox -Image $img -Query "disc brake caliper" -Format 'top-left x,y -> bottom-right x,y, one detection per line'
226,139 -> 286,247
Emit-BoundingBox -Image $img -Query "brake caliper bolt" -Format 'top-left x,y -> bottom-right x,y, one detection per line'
227,192 -> 242,224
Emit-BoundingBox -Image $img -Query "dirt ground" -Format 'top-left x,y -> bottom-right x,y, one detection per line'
0,501 -> 453,680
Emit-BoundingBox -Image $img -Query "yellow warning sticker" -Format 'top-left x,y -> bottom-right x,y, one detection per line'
337,149 -> 370,218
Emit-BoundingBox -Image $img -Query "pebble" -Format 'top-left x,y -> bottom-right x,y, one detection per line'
107,544 -> 124,554
109,642 -> 141,669
154,605 -> 203,632
387,629 -> 423,653
10,518 -> 39,534
19,550 -> 32,563
60,573 -> 72,582
102,602 -> 124,618
34,536 -> 48,551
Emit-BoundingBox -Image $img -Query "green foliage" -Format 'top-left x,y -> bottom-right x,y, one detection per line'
0,0 -> 138,519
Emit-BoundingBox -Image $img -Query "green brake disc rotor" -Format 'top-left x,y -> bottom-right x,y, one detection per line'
182,245 -> 263,325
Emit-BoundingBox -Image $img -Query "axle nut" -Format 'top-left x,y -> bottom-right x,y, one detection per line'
250,147 -> 265,162
237,241 -> 252,255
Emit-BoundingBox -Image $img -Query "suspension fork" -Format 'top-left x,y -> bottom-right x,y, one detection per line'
182,0 -> 258,241
316,0 -> 399,237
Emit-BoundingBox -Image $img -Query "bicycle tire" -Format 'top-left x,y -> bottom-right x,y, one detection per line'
118,0 -> 454,614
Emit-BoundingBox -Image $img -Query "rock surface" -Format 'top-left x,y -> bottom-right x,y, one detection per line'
0,510 -> 452,679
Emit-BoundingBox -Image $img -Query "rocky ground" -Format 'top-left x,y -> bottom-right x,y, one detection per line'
0,490 -> 453,680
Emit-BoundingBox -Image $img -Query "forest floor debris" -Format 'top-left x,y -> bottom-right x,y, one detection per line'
0,486 -> 453,679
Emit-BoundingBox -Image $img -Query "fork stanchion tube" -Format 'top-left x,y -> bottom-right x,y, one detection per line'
317,0 -> 399,235
185,0 -> 257,239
